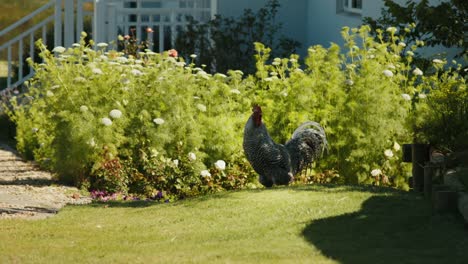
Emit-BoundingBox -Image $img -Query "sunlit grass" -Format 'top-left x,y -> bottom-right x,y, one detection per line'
1,185 -> 466,263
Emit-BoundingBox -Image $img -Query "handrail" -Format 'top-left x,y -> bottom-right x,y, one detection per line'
0,0 -> 54,36
0,16 -> 54,51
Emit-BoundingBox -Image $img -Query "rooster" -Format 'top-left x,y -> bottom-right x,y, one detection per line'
243,105 -> 327,187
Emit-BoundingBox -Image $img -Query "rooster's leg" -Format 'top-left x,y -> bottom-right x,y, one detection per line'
259,174 -> 273,188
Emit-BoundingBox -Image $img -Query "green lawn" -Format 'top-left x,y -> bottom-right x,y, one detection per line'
1,185 -> 467,263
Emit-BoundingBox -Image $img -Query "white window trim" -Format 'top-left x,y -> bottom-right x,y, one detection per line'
343,1 -> 362,15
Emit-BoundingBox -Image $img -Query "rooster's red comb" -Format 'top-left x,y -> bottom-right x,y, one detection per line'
253,105 -> 262,113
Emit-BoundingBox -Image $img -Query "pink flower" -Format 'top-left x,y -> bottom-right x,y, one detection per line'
146,27 -> 154,33
168,49 -> 178,58
124,35 -> 130,40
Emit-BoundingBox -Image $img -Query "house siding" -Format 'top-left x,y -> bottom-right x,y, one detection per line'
217,0 -> 308,56
216,0 -> 459,60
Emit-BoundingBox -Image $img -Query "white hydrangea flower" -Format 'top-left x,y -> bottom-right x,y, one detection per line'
371,169 -> 382,177
215,73 -> 227,78
393,142 -> 401,151
264,77 -> 273,82
214,160 -> 226,171
176,62 -> 186,67
109,109 -> 122,119
345,79 -> 354,86
432,59 -> 444,64
384,149 -> 394,158
117,57 -> 129,63
97,42 -> 108,48
32,127 -> 39,133
46,91 -> 54,97
234,70 -> 243,76
230,89 -> 241,94
418,93 -> 427,99
131,69 -> 143,76
173,159 -> 179,167
197,104 -> 207,112
72,43 -> 81,48
92,68 -> 103,75
52,46 -> 66,53
74,76 -> 87,83
289,58 -> 297,63
87,138 -> 96,147
272,61 -> 281,66
200,170 -> 211,177
190,54 -> 197,59
387,64 -> 396,69
188,152 -> 196,161
101,117 -> 112,126
153,118 -> 165,125
386,27 -> 397,34
80,105 -> 88,112
413,68 -> 423,76
383,69 -> 394,77
398,42 -> 406,47
406,51 -> 414,56
402,93 -> 411,101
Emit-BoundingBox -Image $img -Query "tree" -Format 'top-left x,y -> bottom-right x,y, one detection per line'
364,0 -> 467,60
174,0 -> 301,74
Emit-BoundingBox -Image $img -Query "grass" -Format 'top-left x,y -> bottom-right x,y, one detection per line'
0,185 -> 467,263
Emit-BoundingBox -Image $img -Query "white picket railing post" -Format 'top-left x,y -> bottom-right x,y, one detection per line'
64,0 -> 75,47
93,0 -> 106,44
54,0 -> 63,48
211,0 -> 217,18
107,3 -> 117,46
76,0 -> 84,41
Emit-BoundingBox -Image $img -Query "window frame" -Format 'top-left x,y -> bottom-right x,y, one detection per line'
342,0 -> 362,15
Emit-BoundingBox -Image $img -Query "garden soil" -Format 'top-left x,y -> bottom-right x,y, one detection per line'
0,143 -> 91,220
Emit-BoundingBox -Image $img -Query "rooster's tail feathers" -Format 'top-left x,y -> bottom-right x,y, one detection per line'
291,121 -> 328,153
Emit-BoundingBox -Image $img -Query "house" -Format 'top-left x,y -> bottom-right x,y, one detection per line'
0,0 -> 459,92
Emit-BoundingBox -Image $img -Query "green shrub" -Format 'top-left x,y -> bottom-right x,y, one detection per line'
3,25 -> 465,198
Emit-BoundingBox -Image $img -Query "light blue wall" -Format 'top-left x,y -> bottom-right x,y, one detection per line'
216,0 -> 461,61
306,1 -> 361,49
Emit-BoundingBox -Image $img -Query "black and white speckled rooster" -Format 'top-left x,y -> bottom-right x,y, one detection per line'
243,105 -> 327,187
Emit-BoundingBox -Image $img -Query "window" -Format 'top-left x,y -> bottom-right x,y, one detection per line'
343,0 -> 362,15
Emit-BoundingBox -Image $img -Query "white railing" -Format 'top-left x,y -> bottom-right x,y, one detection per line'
0,0 -> 93,94
0,0 -> 54,94
96,0 -> 216,52
0,0 -> 216,94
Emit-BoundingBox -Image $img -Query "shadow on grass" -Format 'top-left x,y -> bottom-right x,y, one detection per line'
302,194 -> 468,264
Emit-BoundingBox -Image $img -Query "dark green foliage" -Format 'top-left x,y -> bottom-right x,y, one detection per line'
414,68 -> 468,151
364,0 -> 467,58
174,0 -> 301,74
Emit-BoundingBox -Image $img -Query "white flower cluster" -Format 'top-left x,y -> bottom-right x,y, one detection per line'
214,160 -> 226,171
188,152 -> 196,161
371,169 -> 382,177
200,170 -> 211,177
153,118 -> 165,125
